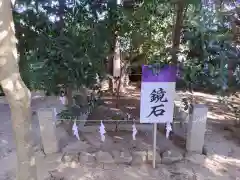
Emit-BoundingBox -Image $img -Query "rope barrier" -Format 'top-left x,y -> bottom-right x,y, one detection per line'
56,119 -> 137,122
55,118 -> 185,123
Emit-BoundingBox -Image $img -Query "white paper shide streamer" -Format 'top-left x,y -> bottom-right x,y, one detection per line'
132,123 -> 137,140
99,121 -> 106,142
53,108 -> 58,121
59,96 -> 66,105
72,120 -> 80,140
165,122 -> 172,139
126,113 -> 130,120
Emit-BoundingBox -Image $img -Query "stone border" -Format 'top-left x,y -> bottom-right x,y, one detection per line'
61,149 -> 184,166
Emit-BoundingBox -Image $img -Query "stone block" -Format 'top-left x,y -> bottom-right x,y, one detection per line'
44,153 -> 62,163
112,150 -> 132,164
161,150 -> 183,164
147,150 -> 161,164
95,151 -> 114,164
61,141 -> 91,154
102,163 -> 119,170
131,151 -> 147,165
186,104 -> 208,153
36,153 -> 61,179
79,151 -> 96,164
185,153 -> 206,165
55,125 -> 70,149
61,152 -> 80,163
38,108 -> 59,154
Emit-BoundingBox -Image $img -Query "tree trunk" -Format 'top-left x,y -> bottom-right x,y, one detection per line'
64,86 -> 74,136
113,37 -> 121,92
66,86 -> 73,107
107,34 -> 117,93
172,0 -> 186,65
0,1 -> 37,180
107,53 -> 114,92
119,61 -> 129,93
107,0 -> 118,93
115,62 -> 128,108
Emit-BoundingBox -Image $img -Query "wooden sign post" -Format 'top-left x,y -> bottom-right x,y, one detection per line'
140,65 -> 176,168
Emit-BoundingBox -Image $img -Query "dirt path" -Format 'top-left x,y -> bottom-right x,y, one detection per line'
88,85 -> 141,122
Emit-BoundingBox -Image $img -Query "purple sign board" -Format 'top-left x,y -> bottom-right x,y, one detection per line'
140,65 -> 176,123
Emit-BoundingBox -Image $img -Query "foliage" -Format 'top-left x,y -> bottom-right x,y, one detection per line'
179,4 -> 240,92
14,0 -> 110,93
118,1 -> 175,64
58,91 -> 104,120
13,0 -> 240,95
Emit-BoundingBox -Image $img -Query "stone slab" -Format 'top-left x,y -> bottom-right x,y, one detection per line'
131,151 -> 147,165
95,151 -> 114,164
185,153 -> 206,165
112,150 -> 132,164
186,104 -> 208,153
161,150 -> 183,164
38,108 -> 59,154
61,152 -> 80,163
44,153 -> 62,163
36,153 -> 61,180
79,152 -> 96,164
147,150 -> 161,164
61,140 -> 91,154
